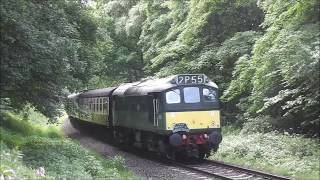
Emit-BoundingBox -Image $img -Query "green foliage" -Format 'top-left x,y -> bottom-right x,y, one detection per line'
1,112 -> 63,140
212,128 -> 320,180
22,107 -> 49,125
109,155 -> 127,171
0,112 -> 135,179
0,0 -> 102,119
21,137 -> 129,179
0,127 -> 25,148
241,115 -> 274,134
0,143 -> 41,179
223,0 -> 320,134
93,0 -> 145,83
139,0 -> 264,80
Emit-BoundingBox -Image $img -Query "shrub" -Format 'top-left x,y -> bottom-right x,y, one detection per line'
0,127 -> 26,148
0,112 -> 135,179
212,128 -> 320,180
21,137 -> 128,179
110,156 -> 127,171
0,112 -> 63,138
0,142 -> 41,179
241,115 -> 274,133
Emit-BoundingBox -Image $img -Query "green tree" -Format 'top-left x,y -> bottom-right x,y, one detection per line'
0,0 -> 99,119
223,0 -> 319,134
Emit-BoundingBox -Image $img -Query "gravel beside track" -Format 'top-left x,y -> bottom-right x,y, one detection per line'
173,160 -> 291,180
62,118 -> 220,180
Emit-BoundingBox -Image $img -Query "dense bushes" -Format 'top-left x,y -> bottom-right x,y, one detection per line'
0,143 -> 38,179
0,112 -> 134,179
0,0 -> 101,118
212,128 -> 320,180
21,137 -> 128,179
1,112 -> 63,140
222,0 -> 320,134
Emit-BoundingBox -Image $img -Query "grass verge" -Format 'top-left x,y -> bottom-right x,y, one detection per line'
0,112 -> 136,179
210,126 -> 320,180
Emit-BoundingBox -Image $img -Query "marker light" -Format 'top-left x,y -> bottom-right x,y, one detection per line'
204,134 -> 208,139
182,134 -> 187,140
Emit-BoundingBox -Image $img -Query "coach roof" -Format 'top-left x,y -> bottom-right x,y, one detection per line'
79,87 -> 117,98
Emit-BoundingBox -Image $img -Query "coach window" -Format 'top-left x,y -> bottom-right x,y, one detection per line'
79,98 -> 83,109
94,98 -> 96,112
94,98 -> 97,112
184,87 -> 200,103
98,98 -> 101,112
91,98 -> 94,112
166,89 -> 181,104
103,97 -> 108,114
100,98 -> 102,113
101,98 -> 103,113
90,98 -> 92,112
88,99 -> 91,112
203,88 -> 217,102
98,98 -> 100,112
86,98 -> 89,111
83,98 -> 87,110
97,98 -> 100,112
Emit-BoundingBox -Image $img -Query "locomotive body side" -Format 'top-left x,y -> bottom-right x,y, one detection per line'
113,95 -> 158,130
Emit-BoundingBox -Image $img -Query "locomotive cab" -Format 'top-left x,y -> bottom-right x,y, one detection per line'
153,75 -> 222,158
163,85 -> 220,131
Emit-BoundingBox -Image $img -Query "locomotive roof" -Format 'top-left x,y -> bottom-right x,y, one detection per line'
78,87 -> 117,98
113,74 -> 218,96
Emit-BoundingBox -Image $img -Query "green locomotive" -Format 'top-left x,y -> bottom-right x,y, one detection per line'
66,74 -> 222,159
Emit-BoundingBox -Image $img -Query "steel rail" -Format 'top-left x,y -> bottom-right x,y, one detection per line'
169,159 -> 292,180
172,161 -> 232,180
206,159 -> 291,180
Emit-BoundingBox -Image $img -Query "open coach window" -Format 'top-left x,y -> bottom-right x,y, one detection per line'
166,89 -> 181,104
203,87 -> 218,102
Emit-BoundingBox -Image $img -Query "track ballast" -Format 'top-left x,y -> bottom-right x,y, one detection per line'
171,159 -> 291,180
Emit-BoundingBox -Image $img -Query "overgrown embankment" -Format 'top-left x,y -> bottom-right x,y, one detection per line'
0,112 -> 135,179
211,126 -> 320,180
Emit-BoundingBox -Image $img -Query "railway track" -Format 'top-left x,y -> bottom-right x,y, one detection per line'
65,119 -> 292,180
171,159 -> 292,180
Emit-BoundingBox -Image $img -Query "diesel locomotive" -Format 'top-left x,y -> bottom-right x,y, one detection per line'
65,74 -> 222,159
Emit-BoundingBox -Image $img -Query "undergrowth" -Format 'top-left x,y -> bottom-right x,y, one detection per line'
0,142 -> 39,179
1,112 -> 63,140
211,126 -> 320,180
0,112 -> 135,179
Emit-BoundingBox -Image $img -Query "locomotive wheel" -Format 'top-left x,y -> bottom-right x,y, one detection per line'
198,145 -> 209,159
198,150 -> 206,159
